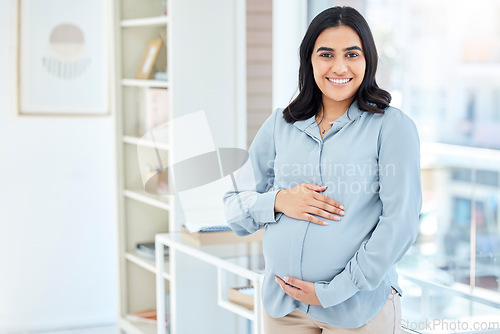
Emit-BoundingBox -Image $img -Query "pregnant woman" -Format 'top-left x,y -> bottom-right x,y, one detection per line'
224,6 -> 422,334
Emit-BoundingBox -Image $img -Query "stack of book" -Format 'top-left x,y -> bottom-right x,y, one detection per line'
180,224 -> 263,245
135,242 -> 169,261
126,309 -> 167,326
229,286 -> 254,310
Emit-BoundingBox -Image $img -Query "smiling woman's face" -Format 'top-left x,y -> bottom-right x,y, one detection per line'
311,25 -> 366,110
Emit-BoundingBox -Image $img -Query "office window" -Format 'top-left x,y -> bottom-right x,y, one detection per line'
371,0 -> 500,150
398,166 -> 500,325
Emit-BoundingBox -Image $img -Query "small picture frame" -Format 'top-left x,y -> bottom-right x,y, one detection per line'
136,38 -> 163,80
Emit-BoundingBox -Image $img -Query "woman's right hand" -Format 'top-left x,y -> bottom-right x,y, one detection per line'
274,183 -> 344,225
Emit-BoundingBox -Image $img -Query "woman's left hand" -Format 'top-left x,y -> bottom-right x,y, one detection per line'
275,276 -> 322,306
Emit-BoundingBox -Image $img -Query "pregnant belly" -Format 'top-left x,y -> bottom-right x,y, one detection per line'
300,222 -> 368,281
263,214 -> 374,282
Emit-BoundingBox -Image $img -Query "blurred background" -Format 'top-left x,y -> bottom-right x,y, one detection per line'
0,0 -> 499,333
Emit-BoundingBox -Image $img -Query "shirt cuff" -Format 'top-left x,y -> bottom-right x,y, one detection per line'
248,189 -> 282,224
315,269 -> 360,308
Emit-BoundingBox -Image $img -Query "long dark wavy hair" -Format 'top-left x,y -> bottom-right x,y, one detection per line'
283,6 -> 391,123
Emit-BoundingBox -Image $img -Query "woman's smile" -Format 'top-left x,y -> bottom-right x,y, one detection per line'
326,77 -> 353,85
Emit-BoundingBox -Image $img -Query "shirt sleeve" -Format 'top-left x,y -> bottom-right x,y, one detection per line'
315,110 -> 423,308
223,108 -> 284,236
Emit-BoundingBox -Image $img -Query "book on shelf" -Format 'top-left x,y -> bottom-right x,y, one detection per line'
180,225 -> 263,245
184,220 -> 230,233
135,87 -> 169,137
126,309 -> 167,326
135,241 -> 169,261
145,87 -> 169,133
229,286 -> 254,310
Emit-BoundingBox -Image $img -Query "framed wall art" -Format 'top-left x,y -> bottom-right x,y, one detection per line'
16,0 -> 109,116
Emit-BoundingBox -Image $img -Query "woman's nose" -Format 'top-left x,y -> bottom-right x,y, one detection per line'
331,58 -> 347,75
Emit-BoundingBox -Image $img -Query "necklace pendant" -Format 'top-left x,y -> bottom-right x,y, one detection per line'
322,129 -> 326,134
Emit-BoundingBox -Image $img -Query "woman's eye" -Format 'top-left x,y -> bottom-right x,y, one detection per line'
346,52 -> 359,58
320,53 -> 333,58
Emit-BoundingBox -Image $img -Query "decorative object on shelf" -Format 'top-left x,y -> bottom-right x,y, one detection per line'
229,286 -> 254,310
136,38 -> 164,79
154,71 -> 168,81
144,165 -> 169,195
16,0 -> 108,115
161,0 -> 167,15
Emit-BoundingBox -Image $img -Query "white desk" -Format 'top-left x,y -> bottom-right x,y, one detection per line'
154,233 -> 500,334
155,233 -> 265,334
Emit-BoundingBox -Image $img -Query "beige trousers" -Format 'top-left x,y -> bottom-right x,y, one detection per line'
263,288 -> 403,334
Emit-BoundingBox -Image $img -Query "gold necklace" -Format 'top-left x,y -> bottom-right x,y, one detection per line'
317,109 -> 331,134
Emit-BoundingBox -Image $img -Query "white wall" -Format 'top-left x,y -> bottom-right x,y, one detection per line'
0,0 -> 117,332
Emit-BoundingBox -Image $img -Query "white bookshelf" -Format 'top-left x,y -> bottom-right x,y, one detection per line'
113,0 -> 246,333
113,0 -> 172,332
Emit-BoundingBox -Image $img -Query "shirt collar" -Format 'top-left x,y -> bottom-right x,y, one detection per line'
292,100 -> 364,132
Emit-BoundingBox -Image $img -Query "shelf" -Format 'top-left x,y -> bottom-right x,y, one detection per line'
118,317 -> 166,334
116,2 -> 173,334
121,16 -> 168,27
156,233 -> 263,281
124,189 -> 172,211
122,79 -> 169,88
123,135 -> 170,151
125,252 -> 171,280
218,299 -> 255,321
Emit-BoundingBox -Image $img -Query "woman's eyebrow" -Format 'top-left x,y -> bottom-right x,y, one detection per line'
316,46 -> 363,52
344,46 -> 362,52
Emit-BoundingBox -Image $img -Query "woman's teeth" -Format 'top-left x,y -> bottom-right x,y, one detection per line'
328,78 -> 351,84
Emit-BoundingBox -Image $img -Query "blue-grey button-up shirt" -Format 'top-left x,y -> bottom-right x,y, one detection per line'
223,100 -> 422,328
